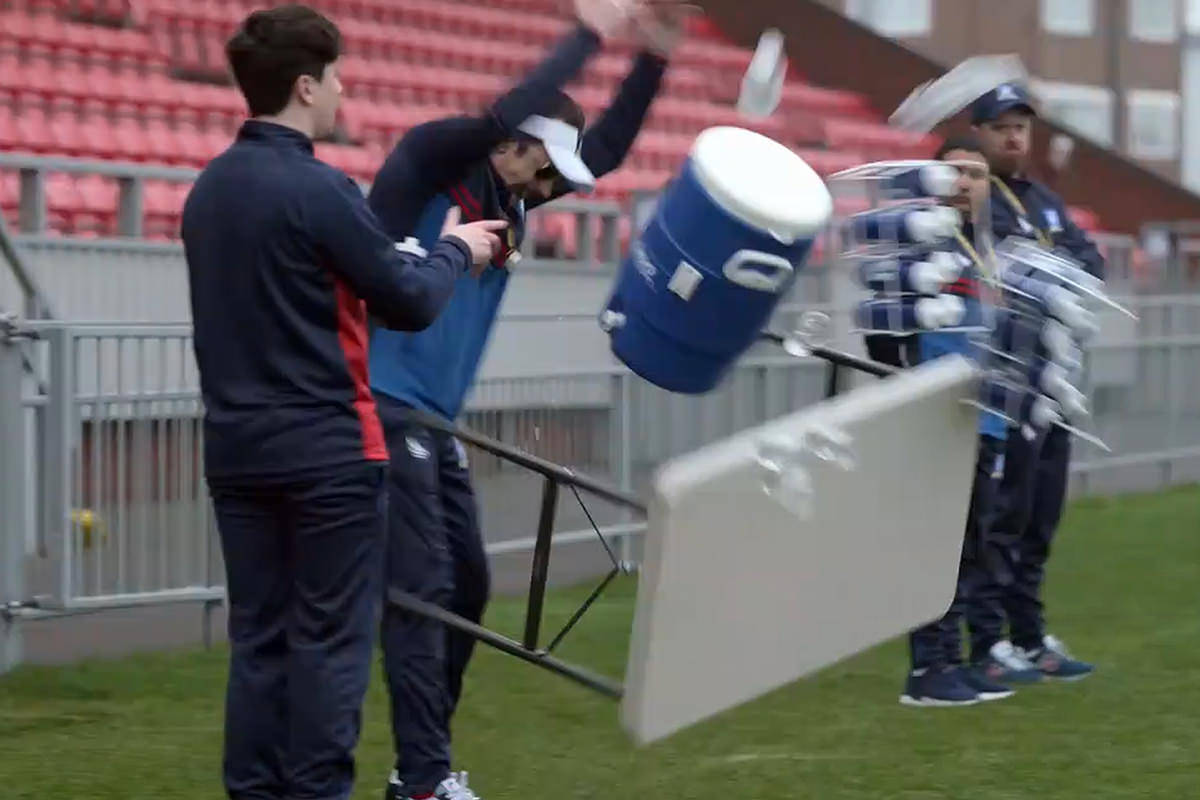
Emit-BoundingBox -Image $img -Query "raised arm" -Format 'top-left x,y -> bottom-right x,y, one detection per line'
527,51 -> 667,210
526,1 -> 683,209
398,1 -> 665,187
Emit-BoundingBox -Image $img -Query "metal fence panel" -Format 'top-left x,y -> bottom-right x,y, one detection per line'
6,298 -> 1200,615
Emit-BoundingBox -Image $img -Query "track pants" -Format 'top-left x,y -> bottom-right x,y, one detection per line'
965,425 -> 1071,659
210,461 -> 387,800
909,435 -> 1003,670
377,397 -> 491,796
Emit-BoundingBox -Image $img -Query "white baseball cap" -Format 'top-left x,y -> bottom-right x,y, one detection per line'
516,114 -> 596,192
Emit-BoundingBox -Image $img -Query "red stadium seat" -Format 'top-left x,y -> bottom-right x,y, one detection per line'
73,172 -> 119,234
822,118 -> 937,160
78,114 -> 121,160
1068,206 -> 1101,232
45,172 -> 82,232
795,148 -> 868,177
0,170 -> 19,226
141,178 -> 186,238
143,118 -> 184,164
0,0 -> 954,246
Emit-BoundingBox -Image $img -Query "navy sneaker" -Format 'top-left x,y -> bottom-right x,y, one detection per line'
957,666 -> 1015,702
900,666 -> 980,707
973,640 -> 1044,685
1022,635 -> 1094,682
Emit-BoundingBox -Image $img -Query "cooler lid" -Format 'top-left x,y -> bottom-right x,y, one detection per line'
689,126 -> 833,245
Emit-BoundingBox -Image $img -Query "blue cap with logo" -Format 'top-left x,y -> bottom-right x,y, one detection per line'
971,82 -> 1037,124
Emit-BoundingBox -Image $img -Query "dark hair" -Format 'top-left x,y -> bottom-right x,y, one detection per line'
226,4 -> 341,117
544,90 -> 585,134
934,134 -> 984,161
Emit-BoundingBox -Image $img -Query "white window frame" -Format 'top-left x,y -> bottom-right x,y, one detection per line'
1129,0 -> 1180,42
1040,0 -> 1095,36
844,0 -> 931,37
1030,80 -> 1115,146
1187,0 -> 1200,34
1126,89 -> 1181,160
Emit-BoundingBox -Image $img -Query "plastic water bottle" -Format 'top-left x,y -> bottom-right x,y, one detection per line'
991,310 -> 1082,370
1028,359 -> 1089,420
855,251 -> 963,295
881,163 -> 959,199
848,204 -> 961,245
1003,272 -> 1098,339
981,379 -> 1063,430
855,295 -> 966,332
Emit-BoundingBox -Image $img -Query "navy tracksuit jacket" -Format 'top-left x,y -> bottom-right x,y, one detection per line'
972,173 -> 1106,658
182,119 -> 472,800
364,23 -> 665,795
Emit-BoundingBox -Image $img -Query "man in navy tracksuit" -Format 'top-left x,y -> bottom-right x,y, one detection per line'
365,3 -> 679,797
887,136 -> 1023,707
965,83 -> 1104,684
182,8 -> 504,800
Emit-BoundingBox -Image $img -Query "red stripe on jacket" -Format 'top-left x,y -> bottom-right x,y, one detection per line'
333,278 -> 388,461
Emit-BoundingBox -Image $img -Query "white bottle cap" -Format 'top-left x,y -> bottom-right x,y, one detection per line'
906,206 -> 961,242
913,297 -> 944,329
1058,385 -> 1089,421
1041,320 -> 1075,363
1044,286 -> 1098,339
1030,395 -> 1062,429
1039,362 -> 1070,397
909,261 -> 946,295
917,164 -> 959,197
928,250 -> 965,283
936,294 -> 966,327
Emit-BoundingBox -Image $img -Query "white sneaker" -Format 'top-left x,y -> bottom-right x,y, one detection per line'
385,770 -> 406,800
433,773 -> 480,800
991,640 -> 1038,672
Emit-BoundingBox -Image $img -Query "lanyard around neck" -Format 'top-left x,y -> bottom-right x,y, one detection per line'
953,228 -> 997,283
990,175 -> 1053,248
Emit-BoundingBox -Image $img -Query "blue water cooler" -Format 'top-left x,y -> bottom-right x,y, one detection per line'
600,126 -> 834,394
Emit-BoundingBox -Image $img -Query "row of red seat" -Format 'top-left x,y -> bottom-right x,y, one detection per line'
0,108 -> 231,166
0,11 -> 165,70
6,0 -> 132,23
133,0 -> 755,73
0,105 -> 875,186
0,170 -> 187,238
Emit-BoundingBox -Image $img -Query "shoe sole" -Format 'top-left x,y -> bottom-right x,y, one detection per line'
1041,671 -> 1093,682
899,694 -> 980,707
975,689 -> 1016,701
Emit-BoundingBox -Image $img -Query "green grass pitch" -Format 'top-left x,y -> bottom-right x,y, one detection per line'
3,486 -> 1199,799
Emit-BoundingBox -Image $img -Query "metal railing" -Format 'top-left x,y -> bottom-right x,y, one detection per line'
0,154 -> 634,321
0,153 -> 628,263
3,296 -> 1199,619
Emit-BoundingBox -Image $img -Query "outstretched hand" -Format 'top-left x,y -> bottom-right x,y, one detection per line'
631,0 -> 697,57
439,205 -> 508,276
574,0 -> 640,39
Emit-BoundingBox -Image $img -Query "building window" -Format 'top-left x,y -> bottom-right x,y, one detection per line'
844,0 -> 931,37
1129,0 -> 1180,42
1127,90 -> 1180,159
1040,0 -> 1095,36
1031,81 -> 1114,146
1187,0 -> 1200,33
